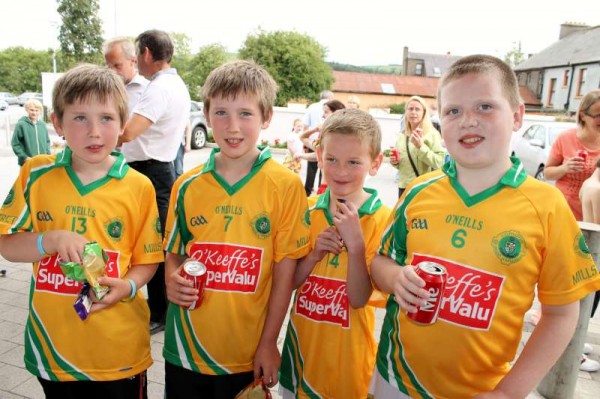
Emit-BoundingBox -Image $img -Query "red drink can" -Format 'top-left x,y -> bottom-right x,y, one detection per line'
577,150 -> 588,164
390,147 -> 400,162
179,259 -> 207,310
407,261 -> 447,325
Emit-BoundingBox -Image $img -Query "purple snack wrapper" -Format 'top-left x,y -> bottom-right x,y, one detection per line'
74,284 -> 92,320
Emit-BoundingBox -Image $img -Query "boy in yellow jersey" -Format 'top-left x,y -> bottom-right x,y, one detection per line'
371,55 -> 600,398
0,64 -> 163,398
279,108 -> 390,398
162,60 -> 310,398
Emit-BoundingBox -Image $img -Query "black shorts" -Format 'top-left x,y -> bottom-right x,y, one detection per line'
37,371 -> 147,399
165,361 -> 254,399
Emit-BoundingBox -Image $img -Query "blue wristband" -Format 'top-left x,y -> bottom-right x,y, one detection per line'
36,233 -> 48,256
122,279 -> 137,302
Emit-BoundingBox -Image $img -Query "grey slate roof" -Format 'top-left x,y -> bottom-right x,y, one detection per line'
515,25 -> 600,70
408,52 -> 462,77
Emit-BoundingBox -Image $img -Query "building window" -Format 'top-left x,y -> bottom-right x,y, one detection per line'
576,68 -> 587,96
547,78 -> 556,108
433,67 -> 441,77
381,83 -> 395,94
415,63 -> 423,76
563,69 -> 569,87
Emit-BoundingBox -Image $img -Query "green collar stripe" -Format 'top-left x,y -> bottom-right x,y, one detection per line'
313,187 -> 383,226
442,157 -> 527,207
201,146 -> 272,195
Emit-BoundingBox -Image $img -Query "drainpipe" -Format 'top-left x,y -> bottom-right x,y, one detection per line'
564,64 -> 575,113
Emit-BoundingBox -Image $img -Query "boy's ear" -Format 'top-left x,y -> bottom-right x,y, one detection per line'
316,145 -> 324,169
261,110 -> 273,130
369,153 -> 384,176
512,103 -> 525,132
50,112 -> 64,137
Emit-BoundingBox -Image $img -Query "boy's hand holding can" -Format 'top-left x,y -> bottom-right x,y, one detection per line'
166,258 -> 201,308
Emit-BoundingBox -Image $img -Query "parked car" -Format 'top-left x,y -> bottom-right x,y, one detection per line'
190,101 -> 208,149
0,92 -> 18,105
0,98 -> 8,111
511,121 -> 576,181
17,92 -> 43,106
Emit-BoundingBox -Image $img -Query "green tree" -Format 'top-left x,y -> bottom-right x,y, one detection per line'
56,0 -> 103,66
0,47 -> 53,93
184,44 -> 229,100
504,41 -> 525,68
239,30 -> 333,106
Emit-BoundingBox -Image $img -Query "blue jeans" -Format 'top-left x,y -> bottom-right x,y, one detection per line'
173,143 -> 185,179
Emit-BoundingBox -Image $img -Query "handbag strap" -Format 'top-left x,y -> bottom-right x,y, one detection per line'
406,135 -> 420,177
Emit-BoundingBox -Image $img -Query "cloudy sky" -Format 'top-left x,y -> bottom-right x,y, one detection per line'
1,0 -> 596,66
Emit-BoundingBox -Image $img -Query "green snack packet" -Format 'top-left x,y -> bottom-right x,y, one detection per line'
81,242 -> 110,300
59,261 -> 87,282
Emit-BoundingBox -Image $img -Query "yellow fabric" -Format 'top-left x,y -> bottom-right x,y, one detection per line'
0,151 -> 163,381
377,163 -> 600,398
162,151 -> 310,375
279,191 -> 391,398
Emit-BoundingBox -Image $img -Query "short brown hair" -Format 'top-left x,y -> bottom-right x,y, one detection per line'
52,64 -> 128,127
202,60 -> 277,121
438,55 -> 522,110
320,109 -> 381,159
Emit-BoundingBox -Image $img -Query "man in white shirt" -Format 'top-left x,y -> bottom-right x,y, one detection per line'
302,90 -> 333,195
103,37 -> 148,113
119,30 -> 190,334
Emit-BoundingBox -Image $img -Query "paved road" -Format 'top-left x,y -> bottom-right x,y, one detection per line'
0,146 -> 599,398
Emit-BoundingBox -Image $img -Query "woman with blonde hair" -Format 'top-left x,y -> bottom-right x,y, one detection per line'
390,96 -> 446,197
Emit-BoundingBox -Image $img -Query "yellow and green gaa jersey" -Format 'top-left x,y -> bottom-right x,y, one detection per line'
280,189 -> 391,399
0,148 -> 164,382
163,147 -> 310,375
377,158 -> 600,399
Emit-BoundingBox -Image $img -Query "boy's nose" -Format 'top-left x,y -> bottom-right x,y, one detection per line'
459,111 -> 478,128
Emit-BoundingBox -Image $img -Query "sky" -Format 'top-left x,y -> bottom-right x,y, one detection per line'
0,0 -> 597,66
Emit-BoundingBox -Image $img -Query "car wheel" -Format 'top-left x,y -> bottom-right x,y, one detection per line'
191,125 -> 207,149
534,165 -> 545,181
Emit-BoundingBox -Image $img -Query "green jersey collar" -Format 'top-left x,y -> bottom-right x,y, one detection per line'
314,187 -> 383,225
55,147 -> 130,180
442,156 -> 528,207
201,146 -> 272,195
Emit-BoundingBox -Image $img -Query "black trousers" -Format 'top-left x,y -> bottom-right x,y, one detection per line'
165,361 -> 254,399
304,161 -> 319,196
38,371 -> 147,399
128,159 -> 175,323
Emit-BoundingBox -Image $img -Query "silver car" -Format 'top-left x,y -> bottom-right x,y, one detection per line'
190,101 -> 208,149
0,92 -> 18,105
0,98 -> 8,111
17,92 -> 43,106
511,121 -> 576,181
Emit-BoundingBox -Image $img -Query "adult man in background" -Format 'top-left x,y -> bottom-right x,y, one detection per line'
302,90 -> 333,196
103,37 -> 148,112
119,29 -> 190,334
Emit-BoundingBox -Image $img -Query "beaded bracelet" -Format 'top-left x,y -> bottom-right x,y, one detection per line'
36,232 -> 48,257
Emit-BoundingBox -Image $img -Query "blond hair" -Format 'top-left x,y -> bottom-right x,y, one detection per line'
438,54 -> 521,110
52,64 -> 128,127
320,108 -> 381,159
578,89 -> 600,128
24,99 -> 43,112
404,96 -> 435,135
202,60 -> 277,121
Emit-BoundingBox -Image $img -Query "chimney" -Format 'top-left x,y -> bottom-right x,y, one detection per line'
559,22 -> 589,40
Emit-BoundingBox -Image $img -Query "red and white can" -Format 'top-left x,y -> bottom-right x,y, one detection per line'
407,261 -> 447,325
390,147 -> 400,162
577,149 -> 588,164
179,259 -> 207,310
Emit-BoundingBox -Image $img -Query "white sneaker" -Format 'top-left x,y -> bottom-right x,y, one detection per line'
583,343 -> 594,355
580,354 -> 600,372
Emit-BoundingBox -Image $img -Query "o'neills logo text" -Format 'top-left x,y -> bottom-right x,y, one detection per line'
189,242 -> 262,293
36,250 -> 120,295
412,254 -> 504,330
295,275 -> 349,328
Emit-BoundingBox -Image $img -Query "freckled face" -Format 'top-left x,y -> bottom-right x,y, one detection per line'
440,72 -> 523,171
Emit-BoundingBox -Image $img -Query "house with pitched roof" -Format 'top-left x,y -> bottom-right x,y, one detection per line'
515,23 -> 600,113
402,47 -> 462,78
331,70 -> 540,112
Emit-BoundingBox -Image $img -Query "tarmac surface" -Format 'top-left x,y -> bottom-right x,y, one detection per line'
0,144 -> 599,398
